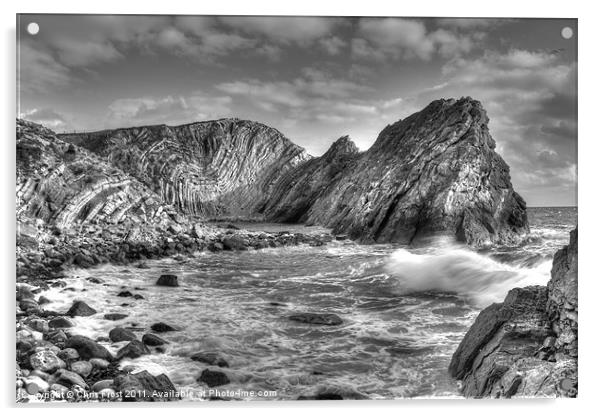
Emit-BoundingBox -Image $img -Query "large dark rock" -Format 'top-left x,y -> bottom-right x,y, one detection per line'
67,300 -> 97,317
150,322 -> 177,333
109,327 -> 137,343
65,335 -> 113,361
113,370 -> 179,401
190,352 -> 229,368
197,369 -> 230,387
116,340 -> 151,360
156,274 -> 179,287
289,313 -> 343,326
449,228 -> 578,397
263,98 -> 528,246
142,333 -> 168,346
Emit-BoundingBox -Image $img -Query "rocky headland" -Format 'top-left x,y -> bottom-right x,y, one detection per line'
16,97 -> 534,402
449,228 -> 578,398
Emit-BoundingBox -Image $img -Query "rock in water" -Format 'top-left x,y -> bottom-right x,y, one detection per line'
150,322 -> 177,333
288,313 -> 343,326
156,274 -> 179,287
113,370 -> 178,401
449,228 -> 578,397
65,335 -> 113,361
197,369 -> 230,387
264,98 -> 528,246
190,352 -> 229,368
142,333 -> 168,346
67,300 -> 97,317
109,327 -> 137,343
116,340 -> 151,360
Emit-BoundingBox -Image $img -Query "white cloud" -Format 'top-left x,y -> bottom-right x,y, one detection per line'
18,42 -> 71,93
19,108 -> 68,130
352,18 -> 477,61
106,94 -> 232,127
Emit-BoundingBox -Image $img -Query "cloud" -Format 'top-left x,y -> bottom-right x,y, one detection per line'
436,18 -> 508,29
18,42 -> 71,93
352,18 -> 476,61
319,37 -> 347,55
218,17 -> 343,45
413,48 -> 577,203
106,94 -> 232,127
19,108 -> 68,130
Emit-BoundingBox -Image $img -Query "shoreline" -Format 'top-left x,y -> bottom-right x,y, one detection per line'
16,224 -> 336,403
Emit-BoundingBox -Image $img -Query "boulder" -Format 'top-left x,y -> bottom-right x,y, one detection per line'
150,322 -> 177,333
190,352 -> 229,368
113,370 -> 178,401
29,350 -> 66,373
51,368 -> 87,389
197,369 -> 230,387
65,335 -> 113,361
221,235 -> 248,251
104,313 -> 128,321
116,340 -> 151,360
67,300 -> 97,317
156,274 -> 179,287
289,313 -> 343,326
57,348 -> 79,361
109,327 -> 137,343
49,316 -> 74,329
142,333 -> 168,346
70,360 -> 93,378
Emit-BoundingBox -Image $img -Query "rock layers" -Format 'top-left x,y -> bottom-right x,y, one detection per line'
263,97 -> 528,245
48,97 -> 528,246
59,119 -> 309,218
449,228 -> 578,397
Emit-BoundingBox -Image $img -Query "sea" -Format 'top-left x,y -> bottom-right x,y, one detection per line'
41,207 -> 577,400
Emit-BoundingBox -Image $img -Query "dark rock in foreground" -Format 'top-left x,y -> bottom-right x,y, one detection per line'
114,370 -> 179,401
150,322 -> 177,333
65,335 -> 113,361
190,352 -> 229,368
109,327 -> 137,343
116,340 -> 151,360
67,300 -> 97,317
197,369 -> 230,387
142,333 -> 168,346
288,313 -> 343,326
449,228 -> 578,397
156,274 -> 178,287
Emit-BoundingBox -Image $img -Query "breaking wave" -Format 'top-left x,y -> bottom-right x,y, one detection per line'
385,247 -> 552,307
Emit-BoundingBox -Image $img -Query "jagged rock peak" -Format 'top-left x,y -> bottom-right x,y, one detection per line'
263,97 -> 528,246
322,135 -> 359,159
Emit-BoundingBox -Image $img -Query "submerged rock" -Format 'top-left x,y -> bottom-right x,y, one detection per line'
104,313 -> 128,321
190,352 -> 229,368
156,274 -> 179,287
116,340 -> 151,360
197,369 -> 230,387
150,322 -> 177,333
288,313 -> 343,326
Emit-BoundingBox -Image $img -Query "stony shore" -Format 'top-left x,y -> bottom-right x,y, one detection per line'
16,222 -> 336,403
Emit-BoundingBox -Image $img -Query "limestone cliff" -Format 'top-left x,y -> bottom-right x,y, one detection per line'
449,228 -> 578,398
262,97 -> 528,246
60,119 -> 309,218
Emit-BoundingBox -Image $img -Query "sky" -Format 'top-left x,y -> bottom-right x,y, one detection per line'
16,15 -> 577,206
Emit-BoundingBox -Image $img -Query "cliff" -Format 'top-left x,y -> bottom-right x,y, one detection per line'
262,97 -> 528,245
449,228 -> 578,397
17,119 -> 176,234
59,119 -> 309,218
32,97 -> 527,246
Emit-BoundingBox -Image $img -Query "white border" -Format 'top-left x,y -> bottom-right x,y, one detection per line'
2,1 -> 599,416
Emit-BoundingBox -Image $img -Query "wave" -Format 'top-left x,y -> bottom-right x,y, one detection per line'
385,247 -> 552,307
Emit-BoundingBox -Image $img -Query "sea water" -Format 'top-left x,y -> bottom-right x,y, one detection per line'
40,207 -> 577,400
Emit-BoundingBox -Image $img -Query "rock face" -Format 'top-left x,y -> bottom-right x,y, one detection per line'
19,97 -> 527,246
60,119 -> 310,218
263,98 -> 528,245
16,119 -> 175,233
449,228 -> 578,398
